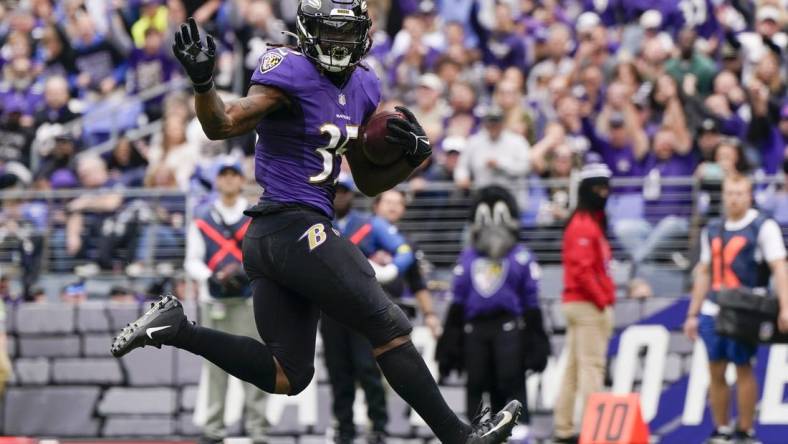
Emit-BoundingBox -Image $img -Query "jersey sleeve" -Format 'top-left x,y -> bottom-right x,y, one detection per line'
249,48 -> 307,97
758,219 -> 787,263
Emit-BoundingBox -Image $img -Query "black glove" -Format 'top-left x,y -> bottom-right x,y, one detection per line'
385,106 -> 432,167
172,17 -> 216,93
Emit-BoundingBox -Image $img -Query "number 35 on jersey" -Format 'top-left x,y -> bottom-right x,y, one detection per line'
309,124 -> 359,183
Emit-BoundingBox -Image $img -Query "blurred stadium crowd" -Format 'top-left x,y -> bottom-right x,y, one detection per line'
0,0 -> 785,301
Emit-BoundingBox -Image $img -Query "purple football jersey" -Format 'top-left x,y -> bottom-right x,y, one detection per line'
249,48 -> 381,217
452,245 -> 540,320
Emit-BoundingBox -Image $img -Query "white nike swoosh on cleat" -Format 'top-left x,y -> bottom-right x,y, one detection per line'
146,325 -> 170,339
481,411 -> 513,438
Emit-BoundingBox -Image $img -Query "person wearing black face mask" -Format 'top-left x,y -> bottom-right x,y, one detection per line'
552,163 -> 616,444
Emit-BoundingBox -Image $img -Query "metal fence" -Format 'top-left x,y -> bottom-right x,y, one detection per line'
1,175 -> 786,298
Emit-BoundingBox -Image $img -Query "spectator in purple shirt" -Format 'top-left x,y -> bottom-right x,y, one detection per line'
0,57 -> 44,124
127,27 -> 178,120
473,2 -> 527,91
582,109 -> 649,180
615,128 -> 698,270
71,13 -> 128,98
0,64 -> 40,168
582,95 -> 649,226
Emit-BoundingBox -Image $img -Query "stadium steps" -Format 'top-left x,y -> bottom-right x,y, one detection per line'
83,333 -> 113,357
120,347 -> 176,386
52,358 -> 123,385
77,301 -> 113,332
103,417 -> 176,437
16,303 -> 75,334
18,335 -> 81,358
2,297 -> 691,438
4,386 -> 102,436
175,348 -> 203,386
12,358 -> 50,385
98,387 -> 178,415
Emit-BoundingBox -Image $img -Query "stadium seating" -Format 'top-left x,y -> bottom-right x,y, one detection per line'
1,294 -> 694,440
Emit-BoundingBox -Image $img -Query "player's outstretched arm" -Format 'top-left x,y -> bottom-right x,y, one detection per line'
347,106 -> 432,196
172,18 -> 286,140
195,84 -> 286,140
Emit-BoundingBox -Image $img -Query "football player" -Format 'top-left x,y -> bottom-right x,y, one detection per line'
110,2 -> 521,443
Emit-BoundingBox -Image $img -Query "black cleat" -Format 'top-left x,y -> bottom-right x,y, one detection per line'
465,400 -> 522,444
110,295 -> 186,358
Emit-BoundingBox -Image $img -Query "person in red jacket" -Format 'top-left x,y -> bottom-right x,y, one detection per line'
552,163 -> 616,444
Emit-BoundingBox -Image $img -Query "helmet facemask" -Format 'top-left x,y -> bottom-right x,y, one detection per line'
297,5 -> 371,73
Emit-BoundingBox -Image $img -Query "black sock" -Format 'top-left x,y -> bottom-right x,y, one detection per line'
171,320 -> 277,393
376,341 -> 471,444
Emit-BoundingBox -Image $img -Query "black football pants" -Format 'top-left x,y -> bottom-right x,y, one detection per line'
241,203 -> 412,394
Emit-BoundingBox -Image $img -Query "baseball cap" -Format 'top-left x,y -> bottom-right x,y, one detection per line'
442,136 -> 467,154
757,6 -> 780,22
215,157 -> 244,177
579,163 -> 612,181
418,73 -> 444,94
576,12 -> 600,34
640,9 -> 663,30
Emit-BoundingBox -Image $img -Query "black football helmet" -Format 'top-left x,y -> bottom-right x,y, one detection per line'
296,0 -> 372,73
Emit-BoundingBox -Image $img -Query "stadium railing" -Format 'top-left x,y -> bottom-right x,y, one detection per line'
0,174 -> 785,300
29,77 -> 190,172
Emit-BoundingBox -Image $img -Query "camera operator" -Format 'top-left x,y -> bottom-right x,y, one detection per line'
684,174 -> 788,444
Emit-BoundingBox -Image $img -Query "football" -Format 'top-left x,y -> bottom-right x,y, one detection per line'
360,110 -> 406,166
